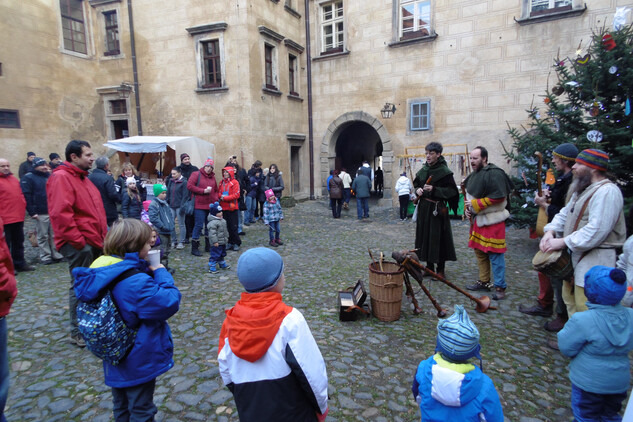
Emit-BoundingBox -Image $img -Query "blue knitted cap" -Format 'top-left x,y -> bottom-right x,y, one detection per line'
237,247 -> 284,293
209,202 -> 222,215
584,265 -> 627,305
436,305 -> 481,362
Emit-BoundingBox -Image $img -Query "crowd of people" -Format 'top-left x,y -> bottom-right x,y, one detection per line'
2,138 -> 633,421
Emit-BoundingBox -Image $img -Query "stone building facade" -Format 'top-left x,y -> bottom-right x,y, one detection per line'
0,0 -> 626,200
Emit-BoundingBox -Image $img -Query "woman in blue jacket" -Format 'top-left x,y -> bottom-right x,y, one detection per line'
73,219 -> 181,421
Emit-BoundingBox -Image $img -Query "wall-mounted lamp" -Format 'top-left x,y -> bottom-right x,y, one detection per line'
380,102 -> 396,119
116,82 -> 135,99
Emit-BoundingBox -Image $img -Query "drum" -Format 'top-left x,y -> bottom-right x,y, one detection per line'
532,249 -> 573,279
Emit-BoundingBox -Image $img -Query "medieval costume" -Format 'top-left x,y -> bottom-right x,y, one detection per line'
413,156 -> 459,275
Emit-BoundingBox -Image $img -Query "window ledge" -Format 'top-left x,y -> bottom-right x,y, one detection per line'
313,50 -> 350,62
388,33 -> 438,48
195,86 -> 229,94
284,5 -> 301,18
515,4 -> 586,25
262,87 -> 283,96
287,94 -> 304,102
89,0 -> 121,6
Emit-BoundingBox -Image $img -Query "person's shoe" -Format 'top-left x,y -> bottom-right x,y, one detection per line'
17,264 -> 36,272
219,261 -> 230,270
492,287 -> 506,300
171,242 -> 176,248
176,243 -> 185,249
436,271 -> 446,280
184,238 -> 190,244
208,262 -> 218,274
547,338 -> 560,351
167,267 -> 176,275
70,334 -> 86,348
519,303 -> 553,317
191,240 -> 202,257
239,231 -> 245,236
269,240 -> 278,247
41,259 -> 53,265
232,244 -> 240,252
53,256 -> 66,263
466,280 -> 492,292
244,222 -> 250,226
275,238 -> 283,245
544,315 -> 568,332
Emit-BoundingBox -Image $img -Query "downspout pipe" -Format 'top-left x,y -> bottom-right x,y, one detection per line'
127,0 -> 143,135
304,0 -> 315,199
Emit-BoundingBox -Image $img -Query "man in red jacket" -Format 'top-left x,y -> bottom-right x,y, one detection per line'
46,140 -> 107,347
0,217 -> 18,422
0,158 -> 34,273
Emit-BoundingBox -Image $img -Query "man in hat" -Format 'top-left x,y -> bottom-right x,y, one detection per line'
175,153 -> 199,243
20,157 -> 64,265
412,305 -> 503,421
540,149 -> 626,319
49,153 -> 62,170
464,146 -> 514,300
519,143 -> 578,332
47,140 -> 107,347
89,156 -> 120,227
0,158 -> 34,272
413,142 -> 459,279
18,151 -> 36,178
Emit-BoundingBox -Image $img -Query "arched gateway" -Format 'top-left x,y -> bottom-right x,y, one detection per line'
319,111 -> 394,199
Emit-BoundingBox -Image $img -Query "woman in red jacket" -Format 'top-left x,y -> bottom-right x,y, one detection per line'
219,166 -> 241,251
187,158 -> 218,256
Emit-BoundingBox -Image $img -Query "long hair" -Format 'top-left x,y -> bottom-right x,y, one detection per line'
104,219 -> 152,257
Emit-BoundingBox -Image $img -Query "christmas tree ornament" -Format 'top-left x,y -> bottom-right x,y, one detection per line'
587,130 -> 603,142
602,34 -> 616,51
552,85 -> 564,95
626,98 -> 631,116
565,81 -> 579,87
545,168 -> 556,185
609,66 -> 618,74
575,54 -> 591,65
544,97 -> 551,104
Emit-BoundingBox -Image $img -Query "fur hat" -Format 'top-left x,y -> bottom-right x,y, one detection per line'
237,247 -> 284,293
126,176 -> 137,186
153,184 -> 166,197
180,153 -> 190,161
552,143 -> 578,162
209,201 -> 222,216
584,265 -> 627,305
436,305 -> 482,362
576,149 -> 609,172
32,157 -> 47,168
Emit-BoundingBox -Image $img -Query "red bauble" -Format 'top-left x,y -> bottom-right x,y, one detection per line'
602,34 -> 616,51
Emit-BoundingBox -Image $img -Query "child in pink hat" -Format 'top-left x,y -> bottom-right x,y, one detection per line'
263,189 -> 284,247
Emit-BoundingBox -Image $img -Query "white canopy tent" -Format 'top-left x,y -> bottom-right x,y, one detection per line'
104,136 -> 215,169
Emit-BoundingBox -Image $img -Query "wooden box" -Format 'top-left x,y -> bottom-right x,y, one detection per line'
338,280 -> 369,321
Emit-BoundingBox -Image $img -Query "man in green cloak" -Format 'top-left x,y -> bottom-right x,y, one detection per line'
413,142 -> 459,279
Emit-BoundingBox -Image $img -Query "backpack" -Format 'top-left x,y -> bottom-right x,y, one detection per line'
77,268 -> 140,365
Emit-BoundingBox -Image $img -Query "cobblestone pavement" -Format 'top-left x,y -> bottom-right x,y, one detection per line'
6,199 -> 629,421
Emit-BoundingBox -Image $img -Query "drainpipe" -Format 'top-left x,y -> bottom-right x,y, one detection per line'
127,0 -> 143,135
304,0 -> 314,199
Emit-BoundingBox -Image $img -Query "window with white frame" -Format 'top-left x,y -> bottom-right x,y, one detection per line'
320,1 -> 344,54
400,0 -> 431,40
201,39 -> 222,88
187,23 -> 228,92
530,0 -> 572,14
265,44 -> 277,89
410,100 -> 430,131
60,0 -> 88,54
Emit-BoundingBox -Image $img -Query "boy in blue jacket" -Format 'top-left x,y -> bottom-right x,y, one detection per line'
412,305 -> 503,422
149,184 -> 175,272
73,219 -> 181,421
558,265 -> 633,422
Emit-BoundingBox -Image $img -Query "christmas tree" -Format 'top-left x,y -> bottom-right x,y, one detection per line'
503,22 -> 633,232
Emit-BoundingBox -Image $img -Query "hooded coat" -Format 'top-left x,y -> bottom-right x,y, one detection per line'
558,302 -> 633,394
218,292 -> 328,421
0,217 -> 18,318
219,166 -> 240,212
0,171 -> 26,224
73,253 -> 181,388
187,168 -> 219,210
412,354 -> 503,422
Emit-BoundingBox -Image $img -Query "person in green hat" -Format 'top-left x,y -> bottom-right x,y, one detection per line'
148,184 -> 175,270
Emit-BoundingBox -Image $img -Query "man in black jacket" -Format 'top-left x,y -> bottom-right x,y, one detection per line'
20,157 -> 64,265
89,156 -> 121,227
18,151 -> 36,179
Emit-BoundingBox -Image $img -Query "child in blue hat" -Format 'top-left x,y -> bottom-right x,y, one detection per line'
558,265 -> 633,421
412,305 -> 503,421
206,202 -> 230,273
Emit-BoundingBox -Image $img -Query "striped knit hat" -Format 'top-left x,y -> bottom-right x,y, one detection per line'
576,149 -> 609,172
552,143 -> 578,162
435,305 -> 481,363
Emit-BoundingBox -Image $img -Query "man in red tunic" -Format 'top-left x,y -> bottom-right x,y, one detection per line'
464,147 -> 514,300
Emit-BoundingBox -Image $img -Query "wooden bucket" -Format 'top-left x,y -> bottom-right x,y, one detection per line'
368,262 -> 405,321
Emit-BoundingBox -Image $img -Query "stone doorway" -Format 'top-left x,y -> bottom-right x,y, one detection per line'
319,111 -> 393,199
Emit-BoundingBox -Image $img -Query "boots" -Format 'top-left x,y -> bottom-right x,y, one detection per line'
219,260 -> 230,270
208,261 -> 218,273
191,239 -> 202,256
544,314 -> 568,332
492,287 -> 506,300
204,237 -> 211,252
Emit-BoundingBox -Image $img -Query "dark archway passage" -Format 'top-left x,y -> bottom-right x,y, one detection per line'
335,121 -> 383,176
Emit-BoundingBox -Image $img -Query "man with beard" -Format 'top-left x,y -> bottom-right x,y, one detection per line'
519,143 -> 577,332
47,140 -> 107,347
413,142 -> 459,279
464,146 -> 514,300
540,149 -> 626,319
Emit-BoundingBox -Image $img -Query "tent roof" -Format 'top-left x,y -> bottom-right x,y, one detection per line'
104,136 -> 215,168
